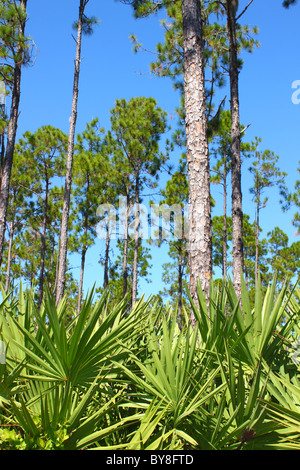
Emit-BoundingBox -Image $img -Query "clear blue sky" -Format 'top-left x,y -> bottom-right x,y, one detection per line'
15,0 -> 300,299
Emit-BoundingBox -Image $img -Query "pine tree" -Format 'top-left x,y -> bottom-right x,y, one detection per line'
2,142 -> 35,290
224,0 -> 244,297
108,97 -> 167,307
212,215 -> 232,277
180,0 -> 212,314
160,241 -> 188,328
0,0 -> 30,266
210,109 -> 252,278
121,0 -> 258,310
266,227 -> 288,280
157,153 -> 189,328
210,0 -> 258,298
266,227 -> 300,285
242,213 -> 268,290
102,238 -> 152,306
119,0 -> 212,318
248,137 -> 287,285
210,111 -> 232,278
56,0 -> 98,305
70,118 -> 106,313
15,126 -> 68,306
102,131 -> 133,297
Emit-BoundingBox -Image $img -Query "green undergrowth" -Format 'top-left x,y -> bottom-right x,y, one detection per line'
0,275 -> 299,450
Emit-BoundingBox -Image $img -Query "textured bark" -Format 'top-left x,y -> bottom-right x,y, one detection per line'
226,0 -> 244,297
132,175 -> 140,308
56,0 -> 85,305
181,0 -> 212,318
0,0 -> 27,266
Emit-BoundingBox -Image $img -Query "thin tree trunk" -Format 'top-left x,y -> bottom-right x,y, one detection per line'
132,175 -> 140,308
47,231 -> 56,292
38,177 -> 49,309
5,220 -> 14,292
56,0 -> 85,305
178,244 -> 183,330
223,162 -> 228,278
226,0 -> 244,298
0,0 -> 27,266
122,193 -> 130,297
77,177 -> 90,312
103,219 -> 110,290
53,243 -> 60,295
254,147 -> 261,286
49,235 -> 55,273
181,0 -> 212,322
0,127 -> 5,171
255,196 -> 260,286
77,246 -> 86,314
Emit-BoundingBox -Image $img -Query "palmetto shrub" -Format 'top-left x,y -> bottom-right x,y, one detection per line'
0,276 -> 299,450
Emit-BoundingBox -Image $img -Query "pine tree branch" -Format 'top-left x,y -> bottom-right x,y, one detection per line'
240,123 -> 251,135
236,0 -> 254,22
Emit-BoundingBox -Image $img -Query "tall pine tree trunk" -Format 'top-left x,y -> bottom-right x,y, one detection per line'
226,0 -> 244,297
56,0 -> 85,305
0,0 -> 27,266
132,174 -> 140,307
181,0 -> 212,320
